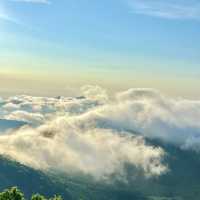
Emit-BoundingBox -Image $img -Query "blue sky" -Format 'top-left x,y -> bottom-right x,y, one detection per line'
0,0 -> 200,97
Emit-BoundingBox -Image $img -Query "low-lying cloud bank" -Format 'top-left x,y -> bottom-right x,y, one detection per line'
0,86 -> 200,180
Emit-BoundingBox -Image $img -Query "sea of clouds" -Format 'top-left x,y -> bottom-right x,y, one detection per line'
0,85 -> 200,181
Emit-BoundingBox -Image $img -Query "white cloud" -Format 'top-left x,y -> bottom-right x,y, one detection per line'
5,110 -> 45,125
1,85 -> 200,180
0,124 -> 166,180
128,0 -> 200,20
81,85 -> 109,104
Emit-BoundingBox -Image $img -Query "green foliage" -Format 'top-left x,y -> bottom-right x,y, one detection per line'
0,188 -> 63,200
31,194 -> 46,200
49,195 -> 63,200
0,187 -> 24,200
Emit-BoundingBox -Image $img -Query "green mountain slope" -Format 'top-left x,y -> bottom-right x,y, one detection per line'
0,156 -> 147,200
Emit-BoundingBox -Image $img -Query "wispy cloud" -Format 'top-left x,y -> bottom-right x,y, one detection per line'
128,0 -> 200,20
0,0 -> 49,26
10,0 -> 51,4
0,12 -> 19,24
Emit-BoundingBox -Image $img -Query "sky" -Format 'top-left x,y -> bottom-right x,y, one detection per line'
0,0 -> 200,98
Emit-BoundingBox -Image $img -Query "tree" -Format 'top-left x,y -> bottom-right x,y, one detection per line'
0,187 -> 64,200
49,196 -> 63,200
0,187 -> 25,200
31,194 -> 46,200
